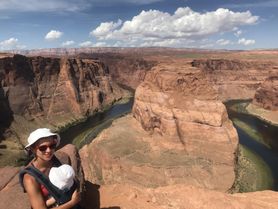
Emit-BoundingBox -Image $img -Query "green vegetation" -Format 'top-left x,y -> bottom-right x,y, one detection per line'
246,104 -> 278,127
0,96 -> 132,167
0,149 -> 28,167
73,118 -> 114,149
233,119 -> 271,148
227,101 -> 250,113
0,137 -> 29,167
230,145 -> 273,193
226,99 -> 276,193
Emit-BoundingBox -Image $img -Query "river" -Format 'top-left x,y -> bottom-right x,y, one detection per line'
59,97 -> 134,149
60,97 -> 278,191
225,100 -> 278,191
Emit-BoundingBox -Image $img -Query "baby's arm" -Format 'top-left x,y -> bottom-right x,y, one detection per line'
46,196 -> 56,207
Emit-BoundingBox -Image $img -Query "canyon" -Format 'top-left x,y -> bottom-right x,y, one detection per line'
0,54 -> 133,165
0,48 -> 278,208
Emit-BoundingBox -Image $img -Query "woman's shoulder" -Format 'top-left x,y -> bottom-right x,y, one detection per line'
19,163 -> 42,189
23,172 -> 37,183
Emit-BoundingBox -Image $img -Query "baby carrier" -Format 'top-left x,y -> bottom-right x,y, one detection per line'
19,165 -> 78,207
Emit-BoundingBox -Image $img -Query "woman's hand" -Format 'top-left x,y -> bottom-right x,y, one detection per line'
53,189 -> 81,209
71,189 -> 81,205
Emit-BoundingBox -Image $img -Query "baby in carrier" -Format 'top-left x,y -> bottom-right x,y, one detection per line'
46,164 -> 76,207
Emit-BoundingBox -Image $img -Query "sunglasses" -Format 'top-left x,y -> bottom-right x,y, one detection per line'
38,143 -> 57,152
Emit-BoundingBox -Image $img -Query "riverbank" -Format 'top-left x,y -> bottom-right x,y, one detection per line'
59,95 -> 134,149
0,96 -> 133,167
230,145 -> 273,193
246,103 -> 278,126
225,100 -> 278,191
0,140 -> 26,167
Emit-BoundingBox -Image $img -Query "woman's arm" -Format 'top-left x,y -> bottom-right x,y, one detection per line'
24,174 -> 81,209
53,189 -> 81,209
23,174 -> 48,209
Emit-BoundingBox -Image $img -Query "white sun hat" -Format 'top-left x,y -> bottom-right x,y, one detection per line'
49,164 -> 75,190
25,128 -> 60,150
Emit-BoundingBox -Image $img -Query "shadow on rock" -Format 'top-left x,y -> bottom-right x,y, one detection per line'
83,181 -> 120,209
0,87 -> 14,141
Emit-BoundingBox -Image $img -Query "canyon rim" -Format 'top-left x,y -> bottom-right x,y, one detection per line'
0,48 -> 278,209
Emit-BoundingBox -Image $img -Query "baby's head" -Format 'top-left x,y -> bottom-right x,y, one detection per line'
49,164 -> 75,190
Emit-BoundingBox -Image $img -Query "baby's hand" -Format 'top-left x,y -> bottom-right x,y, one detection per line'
46,197 -> 56,207
71,189 -> 81,205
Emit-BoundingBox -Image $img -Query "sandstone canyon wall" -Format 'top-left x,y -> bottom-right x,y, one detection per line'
0,54 -> 128,147
76,53 -> 156,89
80,60 -> 238,191
192,59 -> 278,101
246,75 -> 278,125
79,57 -> 278,208
1,49 -> 278,208
252,76 -> 278,111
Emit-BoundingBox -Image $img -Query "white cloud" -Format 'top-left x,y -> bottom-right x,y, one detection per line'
79,41 -> 109,47
61,40 -> 75,47
216,39 -> 232,46
94,42 -> 108,47
234,30 -> 242,37
79,41 -> 94,47
0,37 -> 26,50
91,7 -> 259,47
200,43 -> 214,49
45,30 -> 63,41
238,38 -> 255,46
90,19 -> 122,38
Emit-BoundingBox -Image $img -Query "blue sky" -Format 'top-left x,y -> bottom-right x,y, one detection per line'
0,0 -> 277,50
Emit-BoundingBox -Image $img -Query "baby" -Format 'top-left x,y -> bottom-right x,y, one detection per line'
47,164 -> 75,207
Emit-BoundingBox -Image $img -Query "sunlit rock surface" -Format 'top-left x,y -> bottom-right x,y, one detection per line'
96,184 -> 278,209
80,60 -> 238,191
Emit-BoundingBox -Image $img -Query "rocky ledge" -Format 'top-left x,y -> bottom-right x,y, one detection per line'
247,76 -> 278,125
97,183 -> 278,209
79,59 -> 278,208
80,60 -> 238,191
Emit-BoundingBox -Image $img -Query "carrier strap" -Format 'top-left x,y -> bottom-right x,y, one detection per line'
19,165 -> 74,205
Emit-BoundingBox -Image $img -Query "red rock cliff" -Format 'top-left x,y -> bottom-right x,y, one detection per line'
0,54 -> 127,144
80,59 -> 238,192
253,76 -> 278,111
77,53 -> 156,89
192,59 -> 277,101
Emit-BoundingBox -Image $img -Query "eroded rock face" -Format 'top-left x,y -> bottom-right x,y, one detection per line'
77,53 -> 156,89
0,54 -> 127,144
0,144 -> 85,209
192,59 -> 277,101
80,61 -> 238,192
133,64 -> 238,190
253,76 -> 278,111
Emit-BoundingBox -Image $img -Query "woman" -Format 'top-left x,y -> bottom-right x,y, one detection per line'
22,128 -> 81,209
